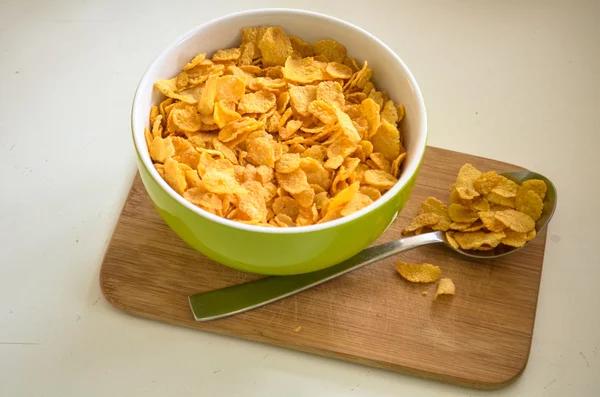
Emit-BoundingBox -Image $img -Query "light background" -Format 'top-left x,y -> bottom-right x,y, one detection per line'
0,0 -> 598,395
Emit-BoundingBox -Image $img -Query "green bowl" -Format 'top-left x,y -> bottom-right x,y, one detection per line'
132,9 -> 427,275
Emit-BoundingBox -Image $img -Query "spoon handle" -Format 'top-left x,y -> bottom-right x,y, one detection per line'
189,231 -> 445,321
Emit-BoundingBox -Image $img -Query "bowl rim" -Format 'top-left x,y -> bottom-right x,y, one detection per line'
132,8 -> 427,235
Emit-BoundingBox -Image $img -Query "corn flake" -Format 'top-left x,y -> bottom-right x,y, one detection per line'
238,190 -> 268,222
446,231 -> 460,249
501,229 -> 528,247
288,36 -> 313,58
491,176 -> 519,198
370,120 -> 401,161
215,75 -> 245,103
402,213 -> 441,235
473,171 -> 502,195
396,261 -> 441,283
485,191 -> 516,208
184,53 -> 207,71
316,81 -> 344,108
198,74 -> 218,115
238,90 -> 276,114
164,158 -> 187,194
515,189 -> 543,221
494,209 -> 535,233
202,166 -> 246,195
150,136 -> 175,163
275,153 -> 302,173
326,62 -> 353,79
434,278 -> 455,300
380,100 -> 399,124
184,188 -> 222,210
448,203 -> 479,223
213,48 -> 241,62
308,100 -> 338,125
363,169 -> 397,189
314,40 -> 346,63
454,231 -> 506,250
455,163 -> 481,200
283,56 -> 325,84
277,168 -> 309,195
419,197 -> 452,231
294,188 -> 315,208
258,27 -> 293,67
287,84 -> 317,116
520,179 -> 547,201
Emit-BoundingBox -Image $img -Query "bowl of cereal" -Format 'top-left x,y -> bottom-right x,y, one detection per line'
131,9 -> 427,275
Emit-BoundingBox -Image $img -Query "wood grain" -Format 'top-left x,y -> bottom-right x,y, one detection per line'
100,146 -> 547,389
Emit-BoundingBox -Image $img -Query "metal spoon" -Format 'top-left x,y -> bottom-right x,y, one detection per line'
189,170 -> 557,321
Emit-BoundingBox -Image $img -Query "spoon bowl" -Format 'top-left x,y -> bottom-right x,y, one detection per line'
446,170 -> 557,259
189,170 -> 557,321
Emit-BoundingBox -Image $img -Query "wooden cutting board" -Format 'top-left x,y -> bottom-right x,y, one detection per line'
100,146 -> 546,389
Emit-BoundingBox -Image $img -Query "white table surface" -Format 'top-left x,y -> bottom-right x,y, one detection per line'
1,0 -> 599,395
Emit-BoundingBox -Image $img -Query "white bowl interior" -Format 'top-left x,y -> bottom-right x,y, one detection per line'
132,9 -> 427,234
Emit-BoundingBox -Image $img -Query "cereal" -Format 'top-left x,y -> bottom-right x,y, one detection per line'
147,26 -> 406,227
283,56 -> 325,84
149,136 -> 175,164
277,168 -> 310,195
308,100 -> 338,124
455,164 -> 481,200
446,231 -> 459,249
420,197 -> 452,231
326,62 -> 353,79
275,153 -> 302,173
213,48 -> 241,62
403,164 -> 547,251
167,103 -> 202,133
395,261 -> 441,283
370,120 -> 402,161
314,39 -> 346,63
341,192 -> 373,216
380,100 -> 399,124
164,158 -> 187,194
247,137 -> 276,168
473,171 -> 502,195
238,91 -> 276,114
202,167 -> 246,195
197,74 -> 218,115
289,36 -> 313,58
515,189 -> 543,221
402,213 -> 441,235
183,53 -> 206,71
316,81 -> 344,108
448,203 -> 479,223
434,278 -> 455,300
359,98 -> 381,139
363,169 -> 397,189
501,229 -> 528,247
519,179 -> 547,201
213,100 -> 242,129
491,176 -> 519,198
327,182 -> 360,213
258,27 -> 293,67
494,209 -> 535,233
454,230 -> 505,250
288,85 -> 317,116
215,75 -> 245,103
